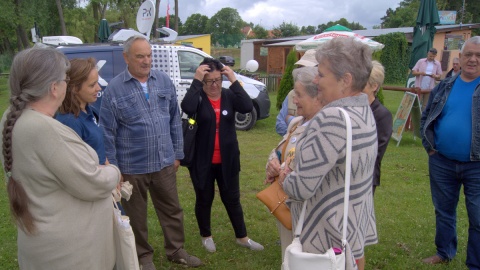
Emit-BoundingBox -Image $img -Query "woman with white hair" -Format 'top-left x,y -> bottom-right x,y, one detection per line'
279,37 -> 379,270
0,47 -> 121,269
265,66 -> 323,259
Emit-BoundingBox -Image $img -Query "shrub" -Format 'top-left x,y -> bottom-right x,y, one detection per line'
374,32 -> 410,85
276,49 -> 297,110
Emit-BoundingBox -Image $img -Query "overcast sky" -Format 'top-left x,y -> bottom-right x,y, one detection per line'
156,0 -> 403,30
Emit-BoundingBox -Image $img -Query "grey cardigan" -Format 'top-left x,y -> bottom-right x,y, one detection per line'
283,94 -> 378,269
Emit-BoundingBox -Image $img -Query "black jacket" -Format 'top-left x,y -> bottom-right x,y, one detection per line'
371,98 -> 393,187
181,79 -> 253,190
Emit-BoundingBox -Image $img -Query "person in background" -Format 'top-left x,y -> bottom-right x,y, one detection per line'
100,35 -> 202,269
0,47 -> 121,269
279,37 -> 378,270
265,66 -> 321,260
445,57 -> 461,78
362,61 -> 392,195
181,58 -> 263,253
420,36 -> 480,269
275,49 -> 318,136
411,48 -> 443,110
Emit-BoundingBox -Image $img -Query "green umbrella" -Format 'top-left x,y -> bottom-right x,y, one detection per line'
324,24 -> 352,32
98,19 -> 111,43
408,0 -> 440,69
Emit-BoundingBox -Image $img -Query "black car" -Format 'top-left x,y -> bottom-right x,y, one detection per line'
218,56 -> 235,66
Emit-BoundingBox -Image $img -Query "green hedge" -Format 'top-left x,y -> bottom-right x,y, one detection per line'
373,32 -> 410,85
276,49 -> 297,110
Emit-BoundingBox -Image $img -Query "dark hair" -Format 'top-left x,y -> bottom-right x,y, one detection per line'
3,47 -> 70,235
199,57 -> 223,72
59,58 -> 97,117
429,48 -> 438,54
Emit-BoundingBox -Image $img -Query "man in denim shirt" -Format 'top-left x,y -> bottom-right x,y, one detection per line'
420,36 -> 480,269
100,36 -> 202,269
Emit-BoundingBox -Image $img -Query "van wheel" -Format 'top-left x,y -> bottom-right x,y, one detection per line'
235,107 -> 257,131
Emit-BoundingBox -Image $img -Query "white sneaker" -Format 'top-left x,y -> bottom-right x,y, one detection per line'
236,238 -> 264,251
202,237 -> 216,252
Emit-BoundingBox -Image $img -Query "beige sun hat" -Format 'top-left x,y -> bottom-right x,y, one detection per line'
294,49 -> 318,67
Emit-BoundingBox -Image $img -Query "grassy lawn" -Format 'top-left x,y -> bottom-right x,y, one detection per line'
0,77 -> 470,269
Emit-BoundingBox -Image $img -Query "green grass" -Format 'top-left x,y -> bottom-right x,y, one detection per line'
0,77 -> 470,269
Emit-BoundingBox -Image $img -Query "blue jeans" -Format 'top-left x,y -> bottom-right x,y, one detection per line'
429,153 -> 480,269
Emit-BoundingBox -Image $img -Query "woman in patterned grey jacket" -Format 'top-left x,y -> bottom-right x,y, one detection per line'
279,37 -> 378,270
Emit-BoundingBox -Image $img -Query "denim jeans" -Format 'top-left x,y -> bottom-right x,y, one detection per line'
429,153 -> 480,269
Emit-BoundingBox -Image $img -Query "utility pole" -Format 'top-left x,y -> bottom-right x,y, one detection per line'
174,0 -> 178,33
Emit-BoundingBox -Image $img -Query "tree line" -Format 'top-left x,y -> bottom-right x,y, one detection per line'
1,0 -> 478,55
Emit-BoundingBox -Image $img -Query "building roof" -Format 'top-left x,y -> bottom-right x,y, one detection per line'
356,23 -> 480,41
261,23 -> 480,47
176,34 -> 209,41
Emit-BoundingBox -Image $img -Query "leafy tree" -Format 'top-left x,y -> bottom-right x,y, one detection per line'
251,24 -> 268,39
12,0 -> 62,50
64,6 -> 96,42
380,0 -> 418,28
0,0 -> 17,53
272,22 -> 300,38
380,0 -> 479,34
157,15 -> 183,30
373,32 -> 410,84
108,0 -> 141,30
207,8 -> 243,47
181,13 -> 209,35
316,18 -> 366,33
300,25 -> 316,35
276,49 -> 297,110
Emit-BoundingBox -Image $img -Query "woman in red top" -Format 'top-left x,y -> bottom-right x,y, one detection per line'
181,58 -> 263,253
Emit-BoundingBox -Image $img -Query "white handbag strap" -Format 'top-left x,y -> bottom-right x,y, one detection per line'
294,107 -> 352,248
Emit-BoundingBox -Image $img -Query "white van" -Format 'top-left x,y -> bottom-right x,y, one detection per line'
57,43 -> 270,130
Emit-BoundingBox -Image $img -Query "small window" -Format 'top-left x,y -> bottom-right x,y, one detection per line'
178,51 -> 205,79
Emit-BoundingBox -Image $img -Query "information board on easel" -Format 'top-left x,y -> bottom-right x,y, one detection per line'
391,92 -> 422,146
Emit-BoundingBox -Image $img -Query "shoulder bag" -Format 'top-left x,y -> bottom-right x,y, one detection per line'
256,122 -> 300,230
282,107 -> 351,270
112,197 -> 139,270
180,95 -> 202,167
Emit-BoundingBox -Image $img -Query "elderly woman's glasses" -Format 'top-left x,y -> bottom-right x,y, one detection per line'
203,78 -> 222,86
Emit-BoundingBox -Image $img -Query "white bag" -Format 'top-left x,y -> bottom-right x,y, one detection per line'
283,238 -> 345,270
282,108 -> 352,270
113,197 -> 140,270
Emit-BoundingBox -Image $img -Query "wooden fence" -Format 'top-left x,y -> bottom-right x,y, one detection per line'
257,74 -> 282,92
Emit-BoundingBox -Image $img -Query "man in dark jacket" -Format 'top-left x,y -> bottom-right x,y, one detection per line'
445,57 -> 461,78
420,36 -> 480,268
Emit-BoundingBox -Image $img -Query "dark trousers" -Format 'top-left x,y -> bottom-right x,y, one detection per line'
193,164 -> 247,238
122,165 -> 185,264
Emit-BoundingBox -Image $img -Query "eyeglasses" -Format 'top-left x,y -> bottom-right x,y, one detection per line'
203,78 -> 222,87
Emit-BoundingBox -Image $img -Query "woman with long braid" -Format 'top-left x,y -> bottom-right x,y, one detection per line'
0,46 -> 121,269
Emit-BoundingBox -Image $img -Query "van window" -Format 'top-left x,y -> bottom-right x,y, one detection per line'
178,51 -> 205,79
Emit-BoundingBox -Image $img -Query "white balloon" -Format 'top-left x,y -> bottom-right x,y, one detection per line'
245,60 -> 259,72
